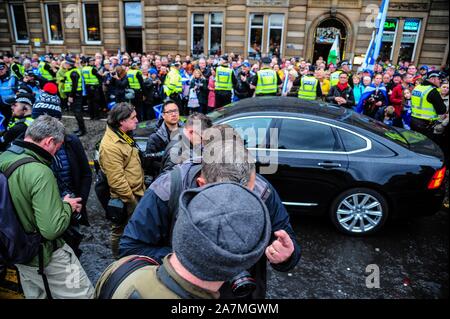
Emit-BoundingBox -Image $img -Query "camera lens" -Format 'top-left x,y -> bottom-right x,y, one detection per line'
230,271 -> 256,298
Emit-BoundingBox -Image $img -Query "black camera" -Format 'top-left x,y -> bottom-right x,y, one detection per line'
229,271 -> 256,298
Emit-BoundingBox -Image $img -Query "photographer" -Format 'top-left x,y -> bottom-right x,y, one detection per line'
356,73 -> 389,118
99,103 -> 145,259
111,66 -> 129,103
95,182 -> 271,299
142,68 -> 162,120
119,130 -> 301,299
234,62 -> 253,100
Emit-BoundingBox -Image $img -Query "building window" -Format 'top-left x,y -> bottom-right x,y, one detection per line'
45,4 -> 63,43
399,18 -> 421,63
124,1 -> 142,27
83,3 -> 101,44
10,4 -> 29,43
209,13 -> 223,56
267,14 -> 284,58
192,14 -> 205,58
248,14 -> 264,59
380,18 -> 398,62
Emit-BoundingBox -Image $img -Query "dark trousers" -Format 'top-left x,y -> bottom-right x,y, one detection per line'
132,90 -> 144,122
86,85 -> 101,120
70,94 -> 86,133
215,90 -> 232,108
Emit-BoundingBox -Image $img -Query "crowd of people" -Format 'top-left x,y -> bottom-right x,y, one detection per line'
0,48 -> 449,300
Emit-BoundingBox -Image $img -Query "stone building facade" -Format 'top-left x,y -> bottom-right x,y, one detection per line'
1,0 -> 448,67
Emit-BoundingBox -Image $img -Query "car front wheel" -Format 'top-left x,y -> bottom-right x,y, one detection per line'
330,188 -> 388,236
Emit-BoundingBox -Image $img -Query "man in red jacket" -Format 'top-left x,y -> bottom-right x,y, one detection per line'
389,72 -> 404,118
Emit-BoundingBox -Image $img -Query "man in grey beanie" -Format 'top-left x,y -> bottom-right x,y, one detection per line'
95,182 -> 271,299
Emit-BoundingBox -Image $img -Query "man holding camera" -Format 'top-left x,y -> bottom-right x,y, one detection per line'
99,102 -> 145,259
120,131 -> 301,299
0,115 -> 94,299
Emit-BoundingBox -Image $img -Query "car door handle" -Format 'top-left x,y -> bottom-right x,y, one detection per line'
317,162 -> 342,168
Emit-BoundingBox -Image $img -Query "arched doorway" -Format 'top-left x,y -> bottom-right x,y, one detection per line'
313,18 -> 347,64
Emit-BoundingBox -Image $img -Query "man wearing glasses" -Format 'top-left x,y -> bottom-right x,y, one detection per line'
146,99 -> 183,157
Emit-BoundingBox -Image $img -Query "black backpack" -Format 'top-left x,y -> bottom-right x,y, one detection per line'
0,156 -> 54,299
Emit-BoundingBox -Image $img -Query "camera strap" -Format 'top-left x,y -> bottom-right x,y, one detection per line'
156,264 -> 197,299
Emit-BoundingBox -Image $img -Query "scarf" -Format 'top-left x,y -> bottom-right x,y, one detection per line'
337,82 -> 349,91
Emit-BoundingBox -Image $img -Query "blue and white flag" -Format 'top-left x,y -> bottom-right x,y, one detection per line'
355,84 -> 389,114
362,0 -> 390,71
281,72 -> 290,96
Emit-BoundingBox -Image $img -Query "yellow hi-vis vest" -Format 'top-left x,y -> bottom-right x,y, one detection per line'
215,66 -> 233,91
330,71 -> 342,87
127,69 -> 142,90
164,68 -> 182,96
411,84 -> 439,121
82,66 -> 100,86
38,61 -> 55,81
63,68 -> 82,93
255,68 -> 277,95
8,116 -> 34,129
298,75 -> 318,100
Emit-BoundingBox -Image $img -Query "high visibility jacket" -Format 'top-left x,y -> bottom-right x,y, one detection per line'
0,76 -> 16,104
8,116 -> 34,130
11,63 -> 24,79
63,68 -> 82,93
38,61 -> 55,81
330,71 -> 342,87
82,66 -> 100,86
411,84 -> 439,121
127,69 -> 142,90
215,66 -> 233,91
255,68 -> 277,95
298,75 -> 318,100
164,67 -> 182,96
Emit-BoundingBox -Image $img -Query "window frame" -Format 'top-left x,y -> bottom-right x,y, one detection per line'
191,13 -> 205,58
399,18 -> 421,62
45,3 -> 64,44
381,18 -> 399,61
248,13 -> 265,59
224,115 -> 371,155
82,2 -> 102,45
266,13 -> 285,57
208,12 -> 223,56
9,3 -> 29,44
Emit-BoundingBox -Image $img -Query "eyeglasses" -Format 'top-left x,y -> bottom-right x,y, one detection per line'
163,110 -> 179,115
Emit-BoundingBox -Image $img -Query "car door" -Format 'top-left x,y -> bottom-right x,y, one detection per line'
268,116 -> 350,214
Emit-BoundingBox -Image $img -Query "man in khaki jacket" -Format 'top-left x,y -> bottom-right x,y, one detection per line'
99,103 -> 145,258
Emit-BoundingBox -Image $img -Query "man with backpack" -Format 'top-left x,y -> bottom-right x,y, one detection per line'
0,115 -> 94,299
119,131 -> 301,299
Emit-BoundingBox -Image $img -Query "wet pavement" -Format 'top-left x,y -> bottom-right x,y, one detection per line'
62,116 -> 449,299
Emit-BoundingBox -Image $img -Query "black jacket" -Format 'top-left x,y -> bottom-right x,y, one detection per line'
0,116 -> 31,152
112,76 -> 129,103
326,85 -> 355,108
189,77 -> 208,105
64,134 -> 92,226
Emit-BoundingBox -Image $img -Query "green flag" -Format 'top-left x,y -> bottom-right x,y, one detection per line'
327,35 -> 340,65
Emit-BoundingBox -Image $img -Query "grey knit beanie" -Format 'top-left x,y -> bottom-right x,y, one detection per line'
172,182 -> 271,281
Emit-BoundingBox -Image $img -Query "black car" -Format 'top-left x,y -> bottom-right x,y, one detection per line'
135,97 -> 446,235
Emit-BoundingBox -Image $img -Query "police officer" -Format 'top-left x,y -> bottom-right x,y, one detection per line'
82,57 -> 103,120
215,55 -> 236,108
410,70 -> 447,145
10,55 -> 24,81
38,55 -> 56,83
63,55 -> 86,136
0,92 -> 34,151
297,65 -> 322,100
127,62 -> 145,121
251,57 -> 281,96
0,62 -> 19,126
21,70 -> 41,101
163,62 -> 183,108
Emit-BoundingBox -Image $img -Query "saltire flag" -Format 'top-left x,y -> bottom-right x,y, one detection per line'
118,49 -> 122,65
327,34 -> 340,65
362,0 -> 390,71
355,84 -> 389,114
281,71 -> 290,96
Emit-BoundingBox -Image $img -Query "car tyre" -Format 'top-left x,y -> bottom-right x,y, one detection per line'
330,187 -> 389,236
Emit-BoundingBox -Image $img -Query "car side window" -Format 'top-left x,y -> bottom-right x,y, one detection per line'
338,129 -> 367,152
224,117 -> 272,148
278,118 -> 337,151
